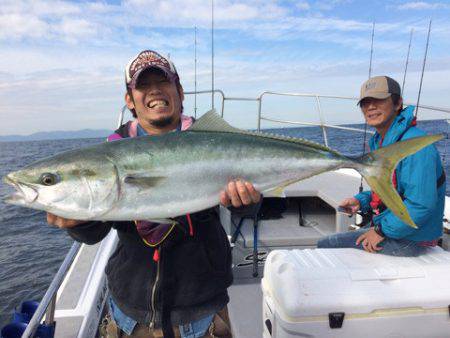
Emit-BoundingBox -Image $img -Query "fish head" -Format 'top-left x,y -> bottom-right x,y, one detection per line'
3,153 -> 120,220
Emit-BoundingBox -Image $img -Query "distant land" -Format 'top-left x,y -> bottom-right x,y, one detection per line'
0,129 -> 112,142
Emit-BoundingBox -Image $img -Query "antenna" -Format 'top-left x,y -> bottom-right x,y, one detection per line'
194,26 -> 198,118
401,28 -> 414,95
416,19 -> 432,118
368,21 -> 375,78
211,0 -> 215,109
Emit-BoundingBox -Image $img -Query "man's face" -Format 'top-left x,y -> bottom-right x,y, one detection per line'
126,68 -> 183,128
360,97 -> 401,132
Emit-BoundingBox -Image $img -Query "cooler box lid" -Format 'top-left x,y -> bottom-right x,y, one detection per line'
262,247 -> 450,318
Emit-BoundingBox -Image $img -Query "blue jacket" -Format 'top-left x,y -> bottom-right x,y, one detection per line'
355,106 -> 445,241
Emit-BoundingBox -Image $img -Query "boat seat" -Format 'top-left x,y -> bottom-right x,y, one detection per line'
280,170 -> 366,209
231,171 -> 367,248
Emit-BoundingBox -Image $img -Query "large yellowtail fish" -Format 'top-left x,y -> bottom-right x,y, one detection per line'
3,111 -> 442,228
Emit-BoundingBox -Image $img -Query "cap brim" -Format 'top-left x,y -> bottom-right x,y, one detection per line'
128,65 -> 176,88
357,92 -> 391,105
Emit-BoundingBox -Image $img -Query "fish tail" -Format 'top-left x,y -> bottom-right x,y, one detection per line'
351,134 -> 443,229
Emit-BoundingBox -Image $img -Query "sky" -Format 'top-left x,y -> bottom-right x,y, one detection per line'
1,0 -> 450,135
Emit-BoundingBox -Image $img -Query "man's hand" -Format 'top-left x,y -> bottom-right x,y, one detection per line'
47,213 -> 85,229
356,228 -> 384,253
220,180 -> 261,208
339,197 -> 361,215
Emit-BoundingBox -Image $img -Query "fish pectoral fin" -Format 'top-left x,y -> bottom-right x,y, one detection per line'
265,186 -> 286,198
123,175 -> 166,188
147,218 -> 178,225
264,177 -> 306,197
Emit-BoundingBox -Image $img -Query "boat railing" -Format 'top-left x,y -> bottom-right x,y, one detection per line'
19,242 -> 81,338
256,91 -> 364,147
119,89 -> 450,147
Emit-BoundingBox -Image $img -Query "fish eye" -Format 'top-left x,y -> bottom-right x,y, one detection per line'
40,173 -> 59,186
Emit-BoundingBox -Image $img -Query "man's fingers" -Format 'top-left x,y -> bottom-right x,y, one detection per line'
339,199 -> 352,207
245,181 -> 261,204
355,233 -> 365,245
47,212 -> 83,228
227,181 -> 243,208
236,180 -> 251,205
343,198 -> 356,206
219,191 -> 231,207
339,198 -> 360,213
373,243 -> 383,251
223,180 -> 261,207
362,239 -> 372,253
55,218 -> 66,228
47,213 -> 56,225
366,241 -> 375,253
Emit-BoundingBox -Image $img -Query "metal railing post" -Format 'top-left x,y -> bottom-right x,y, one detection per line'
22,241 -> 82,338
43,295 -> 56,325
257,93 -> 264,132
221,93 -> 225,117
118,105 -> 128,129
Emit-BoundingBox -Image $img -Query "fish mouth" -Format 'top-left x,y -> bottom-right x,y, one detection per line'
3,174 -> 38,205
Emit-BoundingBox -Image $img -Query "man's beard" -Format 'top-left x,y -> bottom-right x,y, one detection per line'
150,115 -> 175,128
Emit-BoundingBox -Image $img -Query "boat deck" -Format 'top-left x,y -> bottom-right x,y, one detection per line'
227,170 -> 365,337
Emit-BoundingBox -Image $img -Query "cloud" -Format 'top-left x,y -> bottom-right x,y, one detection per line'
1,0 -> 444,50
123,0 -> 288,25
0,14 -> 49,40
57,18 -> 98,42
397,2 -> 450,10
0,0 -> 112,43
1,0 -> 81,16
296,1 -> 311,10
315,0 -> 353,11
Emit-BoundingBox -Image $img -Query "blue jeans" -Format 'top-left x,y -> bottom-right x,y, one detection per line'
108,296 -> 214,337
317,228 -> 427,257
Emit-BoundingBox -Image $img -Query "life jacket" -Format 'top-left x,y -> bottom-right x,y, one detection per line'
107,115 -> 196,256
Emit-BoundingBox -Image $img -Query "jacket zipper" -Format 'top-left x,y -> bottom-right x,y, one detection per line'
149,248 -> 161,331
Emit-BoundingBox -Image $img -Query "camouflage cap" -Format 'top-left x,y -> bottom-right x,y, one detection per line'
125,50 -> 179,89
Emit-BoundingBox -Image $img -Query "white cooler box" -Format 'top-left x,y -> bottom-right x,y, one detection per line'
262,248 -> 450,338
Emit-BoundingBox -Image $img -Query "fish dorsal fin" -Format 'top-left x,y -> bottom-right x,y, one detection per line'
189,110 -> 341,156
188,109 -> 241,133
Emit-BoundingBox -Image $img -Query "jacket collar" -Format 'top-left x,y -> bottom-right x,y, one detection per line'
370,105 -> 415,148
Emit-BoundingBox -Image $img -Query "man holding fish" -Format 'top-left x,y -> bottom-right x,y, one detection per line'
318,76 -> 445,256
48,50 -> 261,338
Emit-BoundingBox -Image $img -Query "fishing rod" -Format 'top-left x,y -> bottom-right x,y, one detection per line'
211,0 -> 215,110
401,28 -> 414,95
359,21 -> 375,193
415,19 -> 432,118
194,26 -> 198,118
368,21 -> 375,79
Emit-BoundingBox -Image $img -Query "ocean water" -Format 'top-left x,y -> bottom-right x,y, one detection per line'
0,120 -> 448,327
